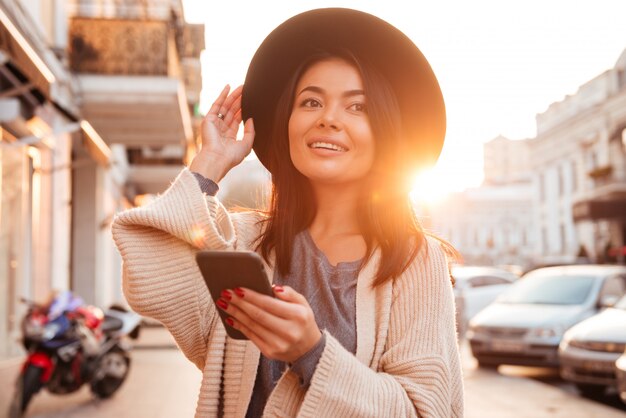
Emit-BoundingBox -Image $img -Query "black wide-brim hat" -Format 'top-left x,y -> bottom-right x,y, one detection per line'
242,7 -> 446,174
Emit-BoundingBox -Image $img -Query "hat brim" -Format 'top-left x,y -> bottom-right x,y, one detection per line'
242,7 -> 446,174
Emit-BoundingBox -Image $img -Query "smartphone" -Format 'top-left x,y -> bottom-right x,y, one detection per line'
195,250 -> 274,340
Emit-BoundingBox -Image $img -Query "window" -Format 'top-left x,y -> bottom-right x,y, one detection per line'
599,276 -> 626,305
589,151 -> 598,170
0,144 -> 31,357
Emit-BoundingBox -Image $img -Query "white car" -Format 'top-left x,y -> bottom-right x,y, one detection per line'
559,294 -> 626,396
468,265 -> 626,368
452,266 -> 518,338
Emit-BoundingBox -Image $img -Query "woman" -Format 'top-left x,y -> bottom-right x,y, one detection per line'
113,8 -> 463,418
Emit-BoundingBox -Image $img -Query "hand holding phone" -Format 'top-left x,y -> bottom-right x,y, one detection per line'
195,250 -> 273,340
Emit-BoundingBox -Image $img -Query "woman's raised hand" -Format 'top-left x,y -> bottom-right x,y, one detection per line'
189,85 -> 255,182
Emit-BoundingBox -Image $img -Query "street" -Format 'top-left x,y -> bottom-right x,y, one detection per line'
1,327 -> 625,418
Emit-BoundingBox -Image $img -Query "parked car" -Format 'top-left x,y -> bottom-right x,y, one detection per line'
451,266 -> 518,338
559,293 -> 626,396
467,265 -> 626,368
616,349 -> 626,405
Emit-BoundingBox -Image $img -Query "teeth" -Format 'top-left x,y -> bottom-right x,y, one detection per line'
309,142 -> 347,152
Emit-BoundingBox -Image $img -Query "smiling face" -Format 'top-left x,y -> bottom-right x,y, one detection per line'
288,58 -> 375,186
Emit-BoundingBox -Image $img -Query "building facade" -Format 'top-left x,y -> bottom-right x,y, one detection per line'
530,49 -> 626,265
431,49 -> 626,270
0,0 -> 203,359
429,183 -> 536,269
428,135 -> 535,269
483,134 -> 531,185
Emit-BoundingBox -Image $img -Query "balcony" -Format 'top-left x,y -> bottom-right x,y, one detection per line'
68,16 -> 196,148
125,146 -> 185,195
573,164 -> 626,222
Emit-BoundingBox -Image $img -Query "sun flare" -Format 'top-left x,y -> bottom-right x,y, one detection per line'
410,168 -> 453,206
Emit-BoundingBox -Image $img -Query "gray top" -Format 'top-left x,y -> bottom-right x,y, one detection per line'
245,230 -> 361,418
191,172 -> 360,417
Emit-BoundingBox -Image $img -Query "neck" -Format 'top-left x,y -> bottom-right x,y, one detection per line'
309,181 -> 363,238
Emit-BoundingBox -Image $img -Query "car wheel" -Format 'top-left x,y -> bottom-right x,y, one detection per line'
575,383 -> 606,397
475,359 -> 500,370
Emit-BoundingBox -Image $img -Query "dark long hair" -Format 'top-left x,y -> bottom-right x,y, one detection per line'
255,50 -> 458,287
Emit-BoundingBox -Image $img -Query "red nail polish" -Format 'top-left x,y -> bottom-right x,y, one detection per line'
216,299 -> 229,310
273,285 -> 284,293
234,287 -> 245,298
221,290 -> 232,300
226,317 -> 234,326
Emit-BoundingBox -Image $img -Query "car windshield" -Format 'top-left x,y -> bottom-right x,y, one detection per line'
498,273 -> 596,305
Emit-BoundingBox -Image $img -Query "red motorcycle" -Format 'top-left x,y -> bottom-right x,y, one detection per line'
8,291 -> 141,418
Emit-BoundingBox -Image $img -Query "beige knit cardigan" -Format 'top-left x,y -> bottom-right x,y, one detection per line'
112,168 -> 464,417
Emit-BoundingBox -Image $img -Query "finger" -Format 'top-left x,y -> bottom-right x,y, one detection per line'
227,316 -> 271,349
232,108 -> 243,127
218,86 -> 243,121
272,285 -> 307,304
241,118 -> 255,149
207,85 -> 230,117
232,287 -> 295,320
223,95 -> 241,126
229,109 -> 243,135
223,296 -> 291,341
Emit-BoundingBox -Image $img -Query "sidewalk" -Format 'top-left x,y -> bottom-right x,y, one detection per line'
1,326 -> 625,417
0,325 -> 201,418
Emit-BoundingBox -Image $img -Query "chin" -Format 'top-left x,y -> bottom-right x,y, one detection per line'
303,170 -> 367,186
292,157 -> 371,185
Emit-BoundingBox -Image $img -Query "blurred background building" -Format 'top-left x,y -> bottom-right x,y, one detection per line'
430,49 -> 626,270
0,0 -> 203,358
533,49 -> 626,266
483,134 -> 531,186
430,136 -> 537,268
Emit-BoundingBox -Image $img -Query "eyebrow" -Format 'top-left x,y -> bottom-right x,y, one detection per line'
297,86 -> 365,98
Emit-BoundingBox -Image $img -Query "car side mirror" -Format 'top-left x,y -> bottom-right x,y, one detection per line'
599,294 -> 619,308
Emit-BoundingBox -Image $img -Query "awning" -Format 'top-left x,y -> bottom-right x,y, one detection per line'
0,5 -> 54,99
77,74 -> 193,147
573,197 -> 626,222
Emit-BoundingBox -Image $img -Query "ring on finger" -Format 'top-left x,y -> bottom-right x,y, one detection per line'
217,113 -> 225,120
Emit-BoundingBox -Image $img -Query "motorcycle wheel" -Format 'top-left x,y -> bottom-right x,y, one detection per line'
90,349 -> 130,399
8,365 -> 44,418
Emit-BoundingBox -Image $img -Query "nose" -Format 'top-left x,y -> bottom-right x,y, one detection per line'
317,106 -> 341,130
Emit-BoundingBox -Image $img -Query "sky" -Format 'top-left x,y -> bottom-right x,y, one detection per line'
182,0 -> 626,196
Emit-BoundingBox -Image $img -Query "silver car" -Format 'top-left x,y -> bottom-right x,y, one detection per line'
559,294 -> 626,396
452,266 -> 518,338
467,265 -> 626,368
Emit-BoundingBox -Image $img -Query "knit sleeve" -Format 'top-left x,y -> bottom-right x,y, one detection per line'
267,237 -> 464,417
112,167 -> 263,370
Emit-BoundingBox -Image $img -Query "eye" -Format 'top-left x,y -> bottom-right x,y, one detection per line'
299,98 -> 322,108
348,102 -> 367,113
